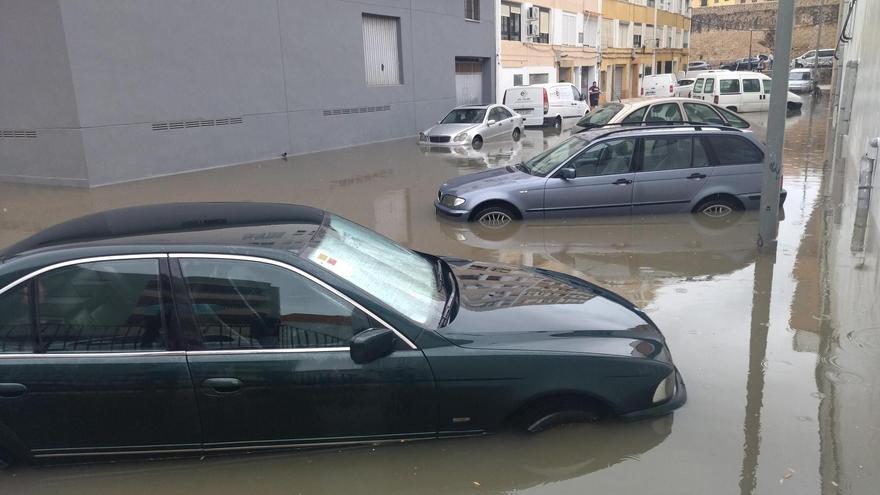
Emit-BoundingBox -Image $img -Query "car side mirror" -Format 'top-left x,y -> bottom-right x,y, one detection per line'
558,167 -> 576,180
487,119 -> 496,125
350,328 -> 396,364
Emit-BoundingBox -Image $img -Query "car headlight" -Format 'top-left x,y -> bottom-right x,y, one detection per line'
419,132 -> 427,142
652,372 -> 676,403
453,132 -> 468,143
440,194 -> 466,208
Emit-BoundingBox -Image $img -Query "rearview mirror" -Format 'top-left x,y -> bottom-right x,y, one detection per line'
487,119 -> 496,125
350,328 -> 396,364
558,167 -> 576,180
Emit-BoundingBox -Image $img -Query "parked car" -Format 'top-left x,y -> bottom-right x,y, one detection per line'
435,125 -> 787,224
574,97 -> 751,131
691,71 -> 803,111
502,83 -> 589,128
687,61 -> 711,72
788,68 -> 819,93
675,79 -> 696,97
721,57 -> 760,71
791,48 -> 835,68
641,74 -> 678,97
419,104 -> 524,150
0,202 -> 685,465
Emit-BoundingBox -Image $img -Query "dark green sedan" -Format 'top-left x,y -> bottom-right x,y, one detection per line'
0,203 -> 685,464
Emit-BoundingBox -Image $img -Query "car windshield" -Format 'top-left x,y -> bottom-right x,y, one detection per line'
790,72 -> 810,80
576,103 -> 624,128
441,108 -> 486,124
521,136 -> 590,176
716,106 -> 751,129
303,215 -> 446,325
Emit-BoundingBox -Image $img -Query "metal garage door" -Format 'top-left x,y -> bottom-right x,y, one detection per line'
613,65 -> 624,101
363,15 -> 401,86
456,60 -> 483,105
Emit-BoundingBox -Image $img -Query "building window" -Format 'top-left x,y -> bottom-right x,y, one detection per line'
562,12 -> 578,45
513,74 -> 523,86
362,14 -> 402,86
501,2 -> 520,41
536,7 -> 550,44
465,0 -> 480,21
633,33 -> 642,48
583,15 -> 598,47
529,73 -> 549,84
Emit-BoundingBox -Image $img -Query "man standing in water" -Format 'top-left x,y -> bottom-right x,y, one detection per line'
588,81 -> 601,109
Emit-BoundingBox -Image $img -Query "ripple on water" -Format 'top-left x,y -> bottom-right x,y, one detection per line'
845,327 -> 880,351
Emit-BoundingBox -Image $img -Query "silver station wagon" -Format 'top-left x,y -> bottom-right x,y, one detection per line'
435,125 -> 787,226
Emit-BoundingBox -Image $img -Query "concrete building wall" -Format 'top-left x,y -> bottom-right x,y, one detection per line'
0,0 -> 496,186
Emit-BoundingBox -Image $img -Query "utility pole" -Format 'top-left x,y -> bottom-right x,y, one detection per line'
748,29 -> 753,68
812,1 -> 824,71
757,0 -> 795,249
652,0 -> 658,73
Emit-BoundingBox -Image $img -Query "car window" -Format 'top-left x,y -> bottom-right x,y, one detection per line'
523,136 -> 591,175
496,107 -> 513,119
683,103 -> 724,125
705,135 -> 764,165
762,79 -> 772,94
576,103 -> 624,127
693,78 -> 705,93
621,106 -> 648,124
488,107 -> 504,122
715,106 -> 750,129
441,108 -> 486,124
36,259 -> 166,353
556,85 -> 574,100
641,137 -> 693,172
0,283 -> 33,353
571,85 -> 582,101
180,259 -> 375,350
693,137 -> 711,168
645,103 -> 683,123
742,79 -> 761,92
719,79 -> 740,94
703,78 -> 715,93
567,138 -> 635,177
819,49 -> 835,57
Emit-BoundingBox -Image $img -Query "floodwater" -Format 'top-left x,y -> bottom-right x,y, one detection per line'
1,98 -> 878,494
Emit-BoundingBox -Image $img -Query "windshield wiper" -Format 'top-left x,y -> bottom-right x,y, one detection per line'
514,162 -> 532,175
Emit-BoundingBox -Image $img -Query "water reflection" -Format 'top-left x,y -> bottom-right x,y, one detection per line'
2,418 -> 672,494
418,127 -> 571,172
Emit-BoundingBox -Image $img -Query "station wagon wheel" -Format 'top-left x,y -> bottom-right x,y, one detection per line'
472,135 -> 483,150
473,205 -> 516,229
696,197 -> 740,219
512,127 -> 521,141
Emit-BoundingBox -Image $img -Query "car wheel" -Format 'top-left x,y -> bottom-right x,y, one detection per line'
696,197 -> 741,218
787,101 -> 803,110
512,127 -> 521,142
472,135 -> 483,150
553,116 -> 562,129
515,397 -> 602,433
727,106 -> 738,112
473,204 -> 517,228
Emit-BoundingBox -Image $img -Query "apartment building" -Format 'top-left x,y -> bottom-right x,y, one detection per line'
497,1 -> 602,97
599,0 -> 692,103
692,0 -> 772,7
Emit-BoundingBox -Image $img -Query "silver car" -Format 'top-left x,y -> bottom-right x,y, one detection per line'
435,125 -> 787,226
788,68 -> 818,93
419,104 -> 525,150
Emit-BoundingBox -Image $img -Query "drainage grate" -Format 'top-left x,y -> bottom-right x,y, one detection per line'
151,116 -> 244,131
0,129 -> 37,139
322,105 -> 390,117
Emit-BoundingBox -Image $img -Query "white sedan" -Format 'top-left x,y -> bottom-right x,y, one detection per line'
418,104 -> 525,150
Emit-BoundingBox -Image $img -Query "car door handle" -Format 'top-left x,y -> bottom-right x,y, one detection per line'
0,383 -> 27,398
613,178 -> 633,185
202,378 -> 242,394
687,173 -> 707,180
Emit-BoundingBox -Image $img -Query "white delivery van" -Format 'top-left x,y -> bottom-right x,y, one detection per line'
691,71 -> 802,112
641,74 -> 677,97
502,83 -> 588,128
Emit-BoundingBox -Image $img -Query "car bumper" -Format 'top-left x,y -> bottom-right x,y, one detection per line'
619,368 -> 688,421
434,200 -> 471,220
419,139 -> 467,147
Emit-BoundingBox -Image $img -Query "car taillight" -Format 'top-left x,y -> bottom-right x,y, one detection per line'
543,89 -> 549,114
714,95 -> 719,104
669,84 -> 674,94
640,87 -> 644,96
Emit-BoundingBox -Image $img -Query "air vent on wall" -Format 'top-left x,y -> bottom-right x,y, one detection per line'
322,105 -> 390,116
151,116 -> 244,131
0,129 -> 37,138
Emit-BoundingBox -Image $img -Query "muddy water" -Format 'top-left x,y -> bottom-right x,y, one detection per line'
1,98 -> 878,494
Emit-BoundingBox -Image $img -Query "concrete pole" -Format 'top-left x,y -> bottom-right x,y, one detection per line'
813,1 -> 823,71
652,0 -> 658,73
757,0 -> 795,250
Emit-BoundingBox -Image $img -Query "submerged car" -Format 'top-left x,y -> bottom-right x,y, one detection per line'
435,124 -> 787,225
0,203 -> 685,464
419,104 -> 525,150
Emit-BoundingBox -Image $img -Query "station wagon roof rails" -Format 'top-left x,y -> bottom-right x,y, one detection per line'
580,122 -> 743,140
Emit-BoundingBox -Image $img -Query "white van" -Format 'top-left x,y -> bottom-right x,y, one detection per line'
690,71 -> 802,112
640,74 -> 677,97
502,83 -> 588,128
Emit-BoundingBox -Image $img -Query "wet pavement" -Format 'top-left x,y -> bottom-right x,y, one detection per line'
1,97 -> 878,494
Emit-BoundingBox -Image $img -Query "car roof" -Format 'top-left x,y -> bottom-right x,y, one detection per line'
574,123 -> 749,143
0,202 -> 327,260
790,68 -> 812,72
453,105 -> 491,110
